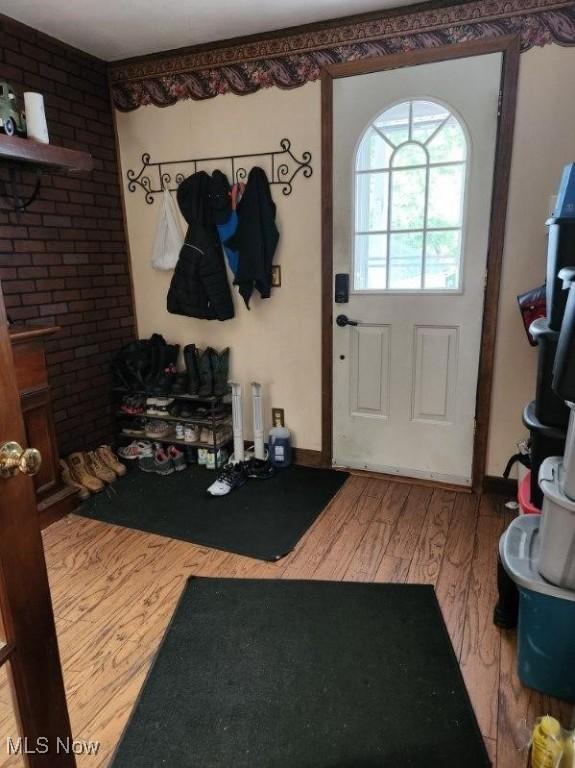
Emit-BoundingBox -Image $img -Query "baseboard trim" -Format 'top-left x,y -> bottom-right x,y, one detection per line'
482,475 -> 517,496
292,448 -> 323,468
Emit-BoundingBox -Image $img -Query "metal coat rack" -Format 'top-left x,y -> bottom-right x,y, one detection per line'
126,138 -> 312,204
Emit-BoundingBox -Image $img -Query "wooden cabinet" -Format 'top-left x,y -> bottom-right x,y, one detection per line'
10,324 -> 77,528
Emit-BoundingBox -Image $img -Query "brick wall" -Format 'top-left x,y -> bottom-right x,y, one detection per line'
0,17 -> 136,456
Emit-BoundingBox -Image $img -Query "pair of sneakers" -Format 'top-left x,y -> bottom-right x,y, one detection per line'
146,397 -> 174,417
207,457 -> 274,496
138,444 -> 186,475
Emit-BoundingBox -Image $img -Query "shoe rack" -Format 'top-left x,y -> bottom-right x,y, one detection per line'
114,388 -> 233,454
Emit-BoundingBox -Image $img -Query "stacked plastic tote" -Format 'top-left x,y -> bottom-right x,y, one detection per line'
500,165 -> 575,703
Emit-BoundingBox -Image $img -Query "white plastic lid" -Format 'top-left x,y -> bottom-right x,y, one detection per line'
538,456 -> 575,513
499,515 -> 575,601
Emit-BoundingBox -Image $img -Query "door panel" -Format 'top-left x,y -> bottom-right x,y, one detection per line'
332,53 -> 502,485
350,325 -> 390,418
412,325 -> 458,423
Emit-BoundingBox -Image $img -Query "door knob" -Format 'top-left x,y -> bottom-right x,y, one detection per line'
0,442 -> 42,479
336,314 -> 359,327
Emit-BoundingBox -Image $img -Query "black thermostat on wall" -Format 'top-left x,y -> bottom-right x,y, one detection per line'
335,273 -> 349,303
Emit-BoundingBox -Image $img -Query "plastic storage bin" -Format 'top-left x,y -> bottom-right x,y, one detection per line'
529,317 -> 570,428
522,401 -> 566,508
518,471 -> 541,515
538,456 -> 575,590
552,267 -> 575,402
546,218 -> 575,331
500,515 -> 575,702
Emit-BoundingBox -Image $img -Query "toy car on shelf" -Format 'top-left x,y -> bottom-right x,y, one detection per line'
0,82 -> 26,137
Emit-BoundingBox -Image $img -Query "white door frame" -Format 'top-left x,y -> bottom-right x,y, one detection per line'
320,35 -> 520,492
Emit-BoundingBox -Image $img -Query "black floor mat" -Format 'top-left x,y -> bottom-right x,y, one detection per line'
111,578 -> 490,768
78,465 -> 348,561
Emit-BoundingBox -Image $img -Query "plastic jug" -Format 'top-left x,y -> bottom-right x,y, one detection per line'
269,425 -> 292,468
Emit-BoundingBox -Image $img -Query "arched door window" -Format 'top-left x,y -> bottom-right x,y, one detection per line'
354,99 -> 468,291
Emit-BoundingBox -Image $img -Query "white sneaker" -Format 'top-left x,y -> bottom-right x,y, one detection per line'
117,440 -> 153,460
207,463 -> 248,496
184,425 -> 200,443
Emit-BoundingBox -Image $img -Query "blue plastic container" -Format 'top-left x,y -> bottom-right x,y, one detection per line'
268,425 -> 292,468
555,162 -> 575,218
500,515 -> 575,702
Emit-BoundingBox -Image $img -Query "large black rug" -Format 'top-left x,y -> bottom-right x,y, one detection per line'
111,578 -> 490,768
78,465 -> 348,561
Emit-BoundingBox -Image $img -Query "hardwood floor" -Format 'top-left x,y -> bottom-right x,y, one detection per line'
0,474 -> 573,766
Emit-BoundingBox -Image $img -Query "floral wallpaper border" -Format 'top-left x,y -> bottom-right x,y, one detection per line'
109,0 -> 575,111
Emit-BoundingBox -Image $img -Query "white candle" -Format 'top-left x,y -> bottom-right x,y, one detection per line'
23,92 -> 49,144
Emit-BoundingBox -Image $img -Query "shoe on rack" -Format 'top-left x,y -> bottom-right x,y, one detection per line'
171,373 -> 188,396
148,344 -> 180,393
244,457 -> 275,480
67,452 -> 105,494
179,402 -> 195,419
139,446 -> 174,475
184,344 -> 200,395
147,397 -> 174,417
117,440 -> 153,461
121,417 -> 147,436
197,348 -> 214,397
59,458 -> 90,500
121,395 -> 145,415
207,463 -> 248,496
211,347 -> 230,396
86,450 -> 117,484
97,445 -> 127,477
167,445 -> 187,471
146,419 -> 171,438
154,447 -> 174,475
184,424 -> 201,443
200,425 -> 232,445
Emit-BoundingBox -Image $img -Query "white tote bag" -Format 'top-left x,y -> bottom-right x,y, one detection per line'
151,189 -> 184,270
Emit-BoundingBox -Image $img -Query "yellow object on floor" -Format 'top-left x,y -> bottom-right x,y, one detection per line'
531,716 -> 575,768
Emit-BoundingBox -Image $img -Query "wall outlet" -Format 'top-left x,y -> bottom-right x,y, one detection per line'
271,265 -> 281,287
272,408 -> 285,427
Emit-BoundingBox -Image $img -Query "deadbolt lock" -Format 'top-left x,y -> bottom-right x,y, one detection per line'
0,442 -> 42,479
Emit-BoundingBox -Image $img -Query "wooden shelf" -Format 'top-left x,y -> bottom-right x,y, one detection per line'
0,134 -> 92,173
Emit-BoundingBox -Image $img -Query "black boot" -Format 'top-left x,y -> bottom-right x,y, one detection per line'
151,344 -> 180,394
171,372 -> 188,396
211,347 -> 230,396
198,348 -> 214,397
144,334 -> 167,386
184,344 -> 200,395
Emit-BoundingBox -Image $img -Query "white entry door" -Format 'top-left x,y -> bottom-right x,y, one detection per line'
332,53 -> 502,485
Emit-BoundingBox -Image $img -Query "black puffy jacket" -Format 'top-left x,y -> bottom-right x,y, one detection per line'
167,172 -> 234,321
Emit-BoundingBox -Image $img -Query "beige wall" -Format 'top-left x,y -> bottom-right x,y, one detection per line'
488,44 -> 575,475
115,83 -> 323,449
115,44 -> 575,473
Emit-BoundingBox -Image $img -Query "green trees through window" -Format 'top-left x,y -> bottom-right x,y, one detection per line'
354,100 -> 467,291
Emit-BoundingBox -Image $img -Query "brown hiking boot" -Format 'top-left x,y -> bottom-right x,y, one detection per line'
85,450 -> 117,484
67,452 -> 105,493
59,459 -> 90,500
97,445 -> 127,477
